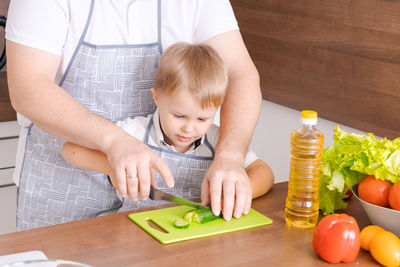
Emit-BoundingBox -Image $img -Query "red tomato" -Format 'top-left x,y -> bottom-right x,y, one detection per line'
313,214 -> 361,263
389,182 -> 400,211
358,175 -> 392,207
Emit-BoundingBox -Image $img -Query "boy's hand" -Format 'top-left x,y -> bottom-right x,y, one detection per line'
105,133 -> 175,201
201,155 -> 252,221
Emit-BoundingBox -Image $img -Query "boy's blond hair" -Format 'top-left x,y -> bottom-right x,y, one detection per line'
155,42 -> 228,109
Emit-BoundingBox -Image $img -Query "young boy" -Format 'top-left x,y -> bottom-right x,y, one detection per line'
62,42 -> 274,213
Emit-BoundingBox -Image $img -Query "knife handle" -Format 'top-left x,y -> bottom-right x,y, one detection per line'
62,142 -> 113,176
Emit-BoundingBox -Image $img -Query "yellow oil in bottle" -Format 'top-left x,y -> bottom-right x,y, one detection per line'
285,110 -> 324,228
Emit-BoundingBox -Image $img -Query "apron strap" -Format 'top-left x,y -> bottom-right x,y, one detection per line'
204,134 -> 215,157
60,0 -> 162,86
59,0 -> 95,86
157,0 -> 162,54
144,116 -> 154,145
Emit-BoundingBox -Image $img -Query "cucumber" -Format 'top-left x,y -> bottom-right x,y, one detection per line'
183,210 -> 196,222
183,207 -> 221,224
174,220 -> 190,229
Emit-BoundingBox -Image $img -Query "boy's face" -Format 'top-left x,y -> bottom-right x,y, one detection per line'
152,88 -> 218,153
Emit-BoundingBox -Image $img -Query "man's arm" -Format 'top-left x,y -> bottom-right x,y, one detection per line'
201,30 -> 262,220
7,41 -> 174,199
7,41 -> 119,152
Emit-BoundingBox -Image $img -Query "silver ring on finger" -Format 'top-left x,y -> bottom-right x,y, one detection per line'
127,174 -> 138,180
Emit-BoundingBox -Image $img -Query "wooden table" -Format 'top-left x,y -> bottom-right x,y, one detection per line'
0,182 -> 380,266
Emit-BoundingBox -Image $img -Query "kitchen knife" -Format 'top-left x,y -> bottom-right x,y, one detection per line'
149,188 -> 207,209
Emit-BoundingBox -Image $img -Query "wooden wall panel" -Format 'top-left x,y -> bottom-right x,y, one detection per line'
0,0 -> 14,122
231,0 -> 400,139
0,0 -> 8,72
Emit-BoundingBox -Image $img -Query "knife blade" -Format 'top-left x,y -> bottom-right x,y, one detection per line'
149,188 -> 207,209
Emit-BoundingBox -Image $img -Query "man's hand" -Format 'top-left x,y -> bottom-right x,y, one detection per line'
105,133 -> 174,201
201,155 -> 252,221
201,30 -> 261,221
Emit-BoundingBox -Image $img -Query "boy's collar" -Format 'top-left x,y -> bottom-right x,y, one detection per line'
152,108 -> 205,151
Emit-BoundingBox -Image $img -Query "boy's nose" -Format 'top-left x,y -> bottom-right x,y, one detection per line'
182,122 -> 194,133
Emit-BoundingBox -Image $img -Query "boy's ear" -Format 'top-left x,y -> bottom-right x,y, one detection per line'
151,88 -> 159,106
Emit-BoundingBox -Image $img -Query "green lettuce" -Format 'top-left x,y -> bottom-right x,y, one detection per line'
319,126 -> 400,215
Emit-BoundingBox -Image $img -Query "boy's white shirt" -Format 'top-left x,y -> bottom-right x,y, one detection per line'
116,109 -> 258,168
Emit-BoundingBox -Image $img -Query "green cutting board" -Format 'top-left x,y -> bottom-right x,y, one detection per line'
128,206 -> 273,244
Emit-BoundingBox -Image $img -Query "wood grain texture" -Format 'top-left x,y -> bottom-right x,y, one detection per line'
0,182 -> 379,266
231,0 -> 400,139
0,0 -> 12,122
0,0 -> 8,71
0,0 -> 9,15
0,71 -> 15,121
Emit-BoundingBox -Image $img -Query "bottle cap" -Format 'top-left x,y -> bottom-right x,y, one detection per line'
300,110 -> 317,125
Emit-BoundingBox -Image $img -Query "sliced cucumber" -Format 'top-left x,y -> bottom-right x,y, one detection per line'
174,220 -> 190,229
183,210 -> 196,222
183,207 -> 221,224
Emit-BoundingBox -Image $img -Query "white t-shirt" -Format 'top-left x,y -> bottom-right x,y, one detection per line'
6,0 -> 239,185
6,0 -> 239,83
117,109 -> 258,168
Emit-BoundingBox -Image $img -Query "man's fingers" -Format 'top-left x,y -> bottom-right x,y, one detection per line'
210,176 -> 223,216
113,166 -> 127,197
201,179 -> 210,206
137,162 -> 151,200
233,181 -> 246,218
222,179 -> 235,221
150,168 -> 157,189
244,185 -> 252,215
152,156 -> 174,188
126,165 -> 138,201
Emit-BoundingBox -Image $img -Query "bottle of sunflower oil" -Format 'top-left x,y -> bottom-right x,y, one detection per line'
285,110 -> 324,228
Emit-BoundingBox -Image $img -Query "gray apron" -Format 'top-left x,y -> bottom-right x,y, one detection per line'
16,0 -> 161,231
120,117 -> 215,211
